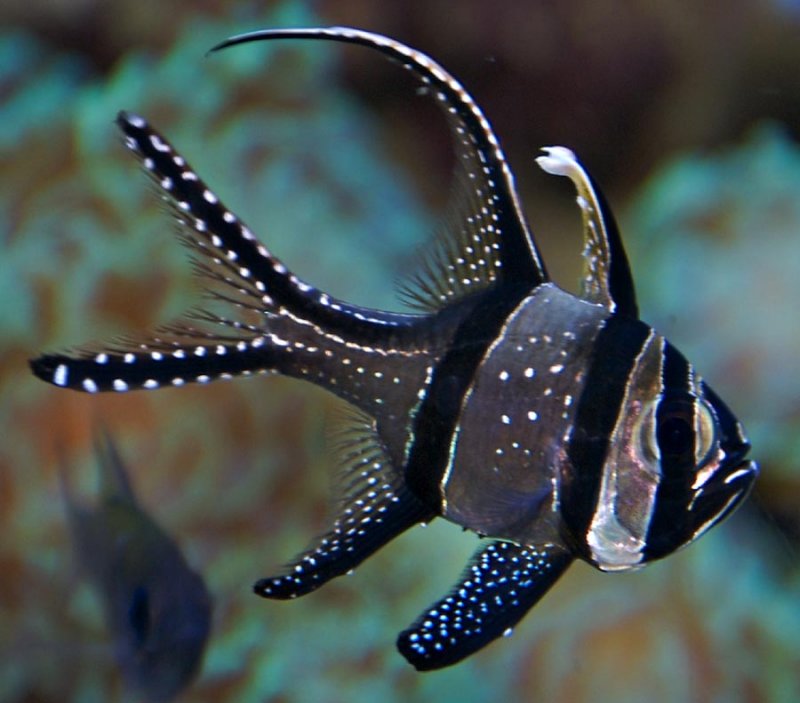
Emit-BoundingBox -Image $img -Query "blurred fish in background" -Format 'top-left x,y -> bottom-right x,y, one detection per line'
1,0 -> 799,701
60,429 -> 211,702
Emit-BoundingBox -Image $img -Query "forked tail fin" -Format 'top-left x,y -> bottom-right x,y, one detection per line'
30,111 -> 424,395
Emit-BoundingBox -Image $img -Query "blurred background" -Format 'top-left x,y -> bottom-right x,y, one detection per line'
1,1 -> 798,701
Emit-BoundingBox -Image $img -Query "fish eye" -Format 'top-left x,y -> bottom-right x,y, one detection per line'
655,396 -> 717,467
657,405 -> 693,460
128,585 -> 151,648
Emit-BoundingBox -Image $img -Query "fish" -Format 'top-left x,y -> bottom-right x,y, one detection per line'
59,430 -> 211,700
30,27 -> 757,671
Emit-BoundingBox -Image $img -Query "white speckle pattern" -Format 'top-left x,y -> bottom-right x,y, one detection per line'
398,541 -> 570,669
255,428 -> 425,600
54,364 -> 68,387
112,109 -> 408,337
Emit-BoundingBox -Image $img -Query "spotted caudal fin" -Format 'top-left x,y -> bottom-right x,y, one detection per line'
536,147 -> 638,317
397,541 -> 572,671
210,27 -> 548,312
29,111 -> 420,394
255,412 -> 434,599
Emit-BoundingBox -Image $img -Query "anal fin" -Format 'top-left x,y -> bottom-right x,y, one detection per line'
255,482 -> 430,599
255,411 -> 434,599
397,540 -> 572,670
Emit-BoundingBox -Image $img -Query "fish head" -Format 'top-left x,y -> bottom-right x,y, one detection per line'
565,330 -> 757,572
636,368 -> 758,563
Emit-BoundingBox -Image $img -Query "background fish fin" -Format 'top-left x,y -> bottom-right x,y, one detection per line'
397,540 -> 572,671
56,446 -> 89,543
212,28 -> 549,312
254,409 -> 434,599
93,426 -> 136,503
536,147 -> 638,317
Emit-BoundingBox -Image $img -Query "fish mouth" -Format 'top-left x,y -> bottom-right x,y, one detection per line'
691,457 -> 757,539
719,457 -> 758,504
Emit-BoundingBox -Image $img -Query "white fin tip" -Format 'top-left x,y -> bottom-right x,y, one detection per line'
535,146 -> 581,178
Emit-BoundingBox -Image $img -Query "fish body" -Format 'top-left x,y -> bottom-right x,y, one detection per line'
61,431 -> 211,700
33,28 -> 756,671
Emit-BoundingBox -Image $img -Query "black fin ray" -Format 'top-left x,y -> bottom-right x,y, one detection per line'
397,540 -> 572,671
254,410 -> 434,599
117,111 -> 419,334
211,27 -> 548,310
536,147 -> 638,317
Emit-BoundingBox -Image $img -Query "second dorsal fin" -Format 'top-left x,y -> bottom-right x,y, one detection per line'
211,27 -> 550,312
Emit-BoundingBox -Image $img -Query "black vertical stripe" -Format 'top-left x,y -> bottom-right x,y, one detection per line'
404,285 -> 530,510
562,315 -> 652,558
644,343 -> 695,561
659,341 -> 693,396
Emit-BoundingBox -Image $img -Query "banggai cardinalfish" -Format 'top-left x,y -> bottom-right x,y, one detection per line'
30,28 -> 757,671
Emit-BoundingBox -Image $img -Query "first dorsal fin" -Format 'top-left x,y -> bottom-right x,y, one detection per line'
211,27 -> 549,312
536,147 -> 638,317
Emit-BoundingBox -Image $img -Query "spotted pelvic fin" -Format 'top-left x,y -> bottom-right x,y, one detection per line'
396,540 -> 572,671
255,411 -> 433,599
536,147 -> 638,317
211,27 -> 549,312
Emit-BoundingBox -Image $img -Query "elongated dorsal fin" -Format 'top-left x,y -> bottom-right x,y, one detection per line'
211,27 -> 549,311
536,147 -> 638,317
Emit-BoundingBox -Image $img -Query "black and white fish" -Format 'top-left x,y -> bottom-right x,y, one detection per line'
60,430 -> 211,700
31,28 -> 757,671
